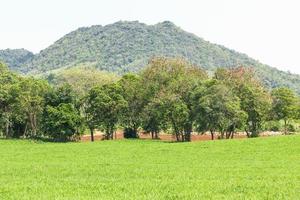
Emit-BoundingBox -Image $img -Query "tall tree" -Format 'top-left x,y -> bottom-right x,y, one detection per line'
85,83 -> 127,140
215,67 -> 271,137
194,80 -> 247,140
0,62 -> 20,137
142,96 -> 167,139
43,103 -> 83,141
239,84 -> 271,137
42,84 -> 83,141
271,88 -> 298,134
17,78 -> 49,137
163,93 -> 189,142
119,74 -> 146,138
141,58 -> 207,141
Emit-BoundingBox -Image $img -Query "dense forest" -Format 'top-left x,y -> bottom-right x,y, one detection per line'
1,21 -> 300,94
0,49 -> 33,73
1,58 -> 299,142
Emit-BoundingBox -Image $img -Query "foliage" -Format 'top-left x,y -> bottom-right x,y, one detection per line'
119,74 -> 146,138
271,88 -> 299,134
0,49 -> 33,73
142,97 -> 167,139
215,67 -> 272,137
16,78 -> 49,137
84,83 -> 127,140
42,103 -> 83,141
45,66 -> 119,96
42,84 -> 83,141
0,58 -> 298,141
141,58 -> 207,141
194,80 -> 247,139
0,63 -> 21,137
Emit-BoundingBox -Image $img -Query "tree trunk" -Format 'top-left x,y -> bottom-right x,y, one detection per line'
90,128 -> 94,142
151,131 -> 154,139
181,132 -> 185,142
5,118 -> 10,138
184,130 -> 191,142
284,119 -> 287,135
245,129 -> 250,138
29,113 -> 37,136
111,129 -> 114,140
220,131 -> 225,139
210,130 -> 214,140
23,123 -> 28,138
155,131 -> 159,139
175,132 -> 180,142
231,125 -> 235,139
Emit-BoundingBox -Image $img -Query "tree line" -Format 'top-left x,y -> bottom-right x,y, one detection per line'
0,58 -> 299,142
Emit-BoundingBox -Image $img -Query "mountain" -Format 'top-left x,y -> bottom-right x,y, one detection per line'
28,21 -> 263,74
1,21 -> 299,94
0,49 -> 34,73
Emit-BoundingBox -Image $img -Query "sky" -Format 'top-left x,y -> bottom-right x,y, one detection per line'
1,0 -> 300,74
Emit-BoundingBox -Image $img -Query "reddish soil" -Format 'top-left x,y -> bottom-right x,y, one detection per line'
79,131 -> 264,142
80,131 -> 124,142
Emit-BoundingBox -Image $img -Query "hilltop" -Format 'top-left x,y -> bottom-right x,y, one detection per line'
0,48 -> 33,73
1,21 -> 299,94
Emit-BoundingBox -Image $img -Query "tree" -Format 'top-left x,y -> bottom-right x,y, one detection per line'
194,80 -> 247,140
44,84 -> 78,107
239,84 -> 271,137
162,93 -> 189,142
119,74 -> 146,138
42,84 -> 83,141
84,83 -> 127,140
142,97 -> 167,139
0,63 -> 20,137
0,61 -> 9,73
47,67 -> 119,96
215,67 -> 272,137
17,78 -> 49,137
141,58 -> 207,141
42,103 -> 83,141
271,88 -> 298,134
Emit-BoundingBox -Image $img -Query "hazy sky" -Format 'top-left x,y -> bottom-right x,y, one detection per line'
1,0 -> 300,74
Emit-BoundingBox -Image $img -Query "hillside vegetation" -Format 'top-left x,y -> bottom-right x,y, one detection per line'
0,48 -> 33,73
45,65 -> 119,95
0,21 -> 300,94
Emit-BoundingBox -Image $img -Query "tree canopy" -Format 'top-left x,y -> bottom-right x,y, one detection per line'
0,58 -> 299,142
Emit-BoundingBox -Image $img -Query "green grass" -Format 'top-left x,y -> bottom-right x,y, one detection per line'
0,136 -> 300,200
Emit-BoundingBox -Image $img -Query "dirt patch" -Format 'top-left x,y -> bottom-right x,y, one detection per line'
80,131 -> 281,142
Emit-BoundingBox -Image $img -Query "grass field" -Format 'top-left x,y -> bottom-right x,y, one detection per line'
0,136 -> 300,200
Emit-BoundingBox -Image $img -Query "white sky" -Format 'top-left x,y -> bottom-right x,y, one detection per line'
1,0 -> 300,74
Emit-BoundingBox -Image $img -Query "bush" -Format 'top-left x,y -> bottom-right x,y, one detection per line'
42,103 -> 83,141
287,124 -> 296,133
264,121 -> 281,132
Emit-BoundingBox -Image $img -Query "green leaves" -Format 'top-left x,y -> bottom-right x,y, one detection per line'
193,80 -> 247,139
42,84 -> 83,141
271,88 -> 299,134
43,103 -> 83,141
84,83 -> 127,139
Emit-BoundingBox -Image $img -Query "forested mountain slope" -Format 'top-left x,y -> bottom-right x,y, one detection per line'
0,49 -> 33,73
27,21 -> 262,74
1,21 -> 299,94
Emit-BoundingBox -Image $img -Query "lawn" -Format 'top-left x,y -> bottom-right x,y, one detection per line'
0,136 -> 299,200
